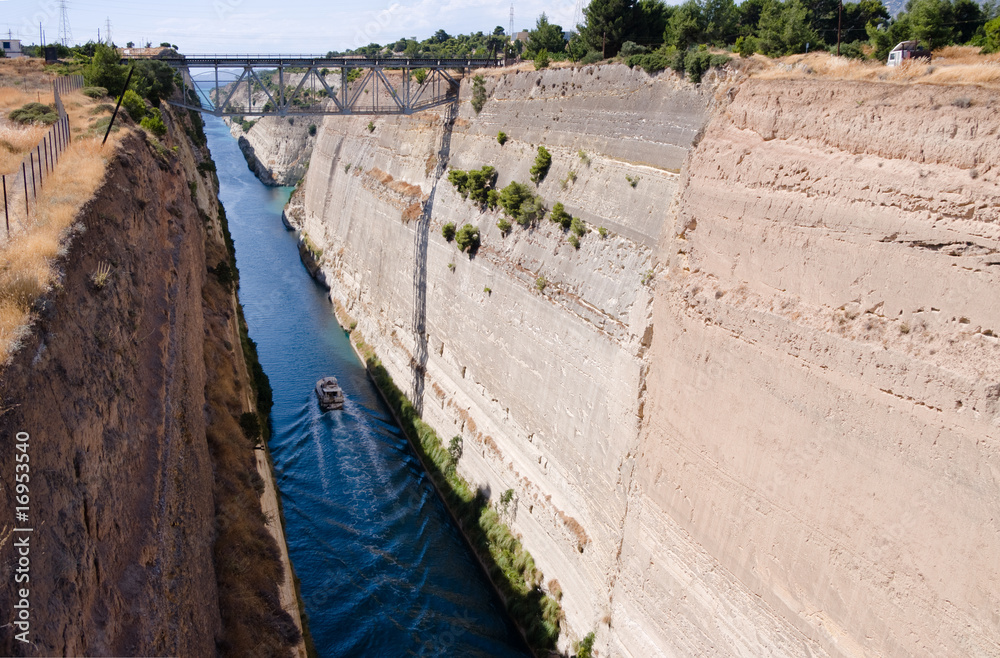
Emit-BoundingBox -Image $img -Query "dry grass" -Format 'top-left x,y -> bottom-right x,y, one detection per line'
0,121 -> 125,363
751,48 -> 1000,88
0,122 -> 49,175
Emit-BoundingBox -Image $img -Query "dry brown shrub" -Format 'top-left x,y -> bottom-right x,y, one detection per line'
368,166 -> 393,184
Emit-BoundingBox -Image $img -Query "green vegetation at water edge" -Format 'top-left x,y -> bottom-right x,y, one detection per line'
349,333 -> 563,652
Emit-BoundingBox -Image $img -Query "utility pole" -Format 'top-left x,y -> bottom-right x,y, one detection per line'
58,0 -> 72,47
837,0 -> 843,56
105,17 -> 112,45
509,3 -> 514,39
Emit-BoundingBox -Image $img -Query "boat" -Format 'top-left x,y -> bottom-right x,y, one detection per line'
315,376 -> 345,411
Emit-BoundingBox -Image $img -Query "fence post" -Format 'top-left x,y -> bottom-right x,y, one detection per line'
30,151 -> 37,196
23,162 -> 28,216
2,175 -> 7,237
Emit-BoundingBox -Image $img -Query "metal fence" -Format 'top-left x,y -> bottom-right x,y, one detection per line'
2,74 -> 84,239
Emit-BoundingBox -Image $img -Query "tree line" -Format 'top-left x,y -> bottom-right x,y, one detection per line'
524,0 -> 999,62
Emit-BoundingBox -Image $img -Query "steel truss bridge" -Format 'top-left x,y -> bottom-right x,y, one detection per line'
156,55 -> 501,117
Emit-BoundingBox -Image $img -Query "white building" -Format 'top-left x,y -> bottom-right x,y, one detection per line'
2,38 -> 24,58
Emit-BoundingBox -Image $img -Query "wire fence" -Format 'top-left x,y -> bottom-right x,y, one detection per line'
2,74 -> 83,241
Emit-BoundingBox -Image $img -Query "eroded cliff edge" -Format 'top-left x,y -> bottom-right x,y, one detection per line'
0,106 -> 302,655
283,64 -> 999,657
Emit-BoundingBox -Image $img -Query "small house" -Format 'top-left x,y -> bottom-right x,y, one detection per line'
2,39 -> 24,58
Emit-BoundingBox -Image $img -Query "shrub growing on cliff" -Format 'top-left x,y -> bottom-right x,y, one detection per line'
448,165 -> 497,206
455,224 -> 481,253
120,89 -> 147,121
497,131 -> 508,146
499,181 -> 544,226
549,202 -> 572,229
571,216 -> 587,237
530,146 -> 552,184
576,632 -> 596,658
140,108 -> 167,137
497,217 -> 512,234
239,411 -> 262,447
442,222 -> 457,241
308,123 -> 317,136
471,75 -> 487,113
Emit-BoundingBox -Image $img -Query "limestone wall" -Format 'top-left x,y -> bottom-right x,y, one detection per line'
642,78 -> 1000,658
288,66 -> 1000,657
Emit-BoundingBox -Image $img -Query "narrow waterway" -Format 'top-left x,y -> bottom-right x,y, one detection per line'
203,116 -> 529,657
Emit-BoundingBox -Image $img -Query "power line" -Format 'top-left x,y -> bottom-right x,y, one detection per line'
59,0 -> 73,46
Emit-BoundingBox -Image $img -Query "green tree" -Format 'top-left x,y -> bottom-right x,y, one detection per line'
981,16 -> 1000,52
85,43 -> 127,95
907,0 -> 956,49
120,89 -> 146,121
455,224 -> 481,252
527,13 -> 567,55
841,0 -> 890,44
530,146 -> 552,184
580,0 -> 638,56
534,49 -> 552,69
633,0 -> 674,46
703,0 -> 739,44
131,59 -> 176,106
738,0 -> 770,35
757,0 -> 819,55
665,0 -> 707,49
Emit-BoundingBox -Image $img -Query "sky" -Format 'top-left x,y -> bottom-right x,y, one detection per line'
1,0 -> 589,53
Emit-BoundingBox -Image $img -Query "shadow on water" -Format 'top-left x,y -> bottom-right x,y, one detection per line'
201,110 -> 530,658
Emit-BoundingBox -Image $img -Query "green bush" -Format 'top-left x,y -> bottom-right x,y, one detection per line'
549,202 -> 572,229
413,68 -> 429,84
455,224 -> 481,253
81,86 -> 108,99
497,217 -> 512,234
576,632 -> 596,658
442,222 -> 457,241
581,50 -> 603,65
530,146 -> 552,184
535,275 -> 548,292
448,165 -> 497,206
568,234 -> 580,249
598,226 -> 608,238
571,216 -> 587,237
140,109 -> 167,137
619,41 -> 647,57
367,120 -> 375,133
735,36 -> 757,58
498,181 -> 545,227
308,123 -> 317,136
241,119 -> 256,132
471,74 -> 487,113
120,89 -> 146,121
239,411 -> 262,445
533,49 -> 551,70
8,102 -> 58,125
497,131 -> 508,146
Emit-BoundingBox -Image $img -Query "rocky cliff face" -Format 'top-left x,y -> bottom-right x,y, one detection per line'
282,65 -> 999,656
230,116 -> 316,186
642,78 -> 999,658
0,106 -> 300,655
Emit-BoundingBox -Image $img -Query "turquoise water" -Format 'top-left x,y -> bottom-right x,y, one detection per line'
203,115 -> 528,657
